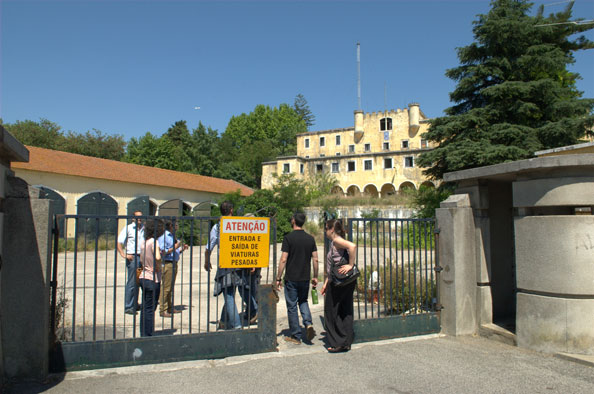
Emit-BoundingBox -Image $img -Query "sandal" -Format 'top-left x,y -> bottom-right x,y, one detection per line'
327,346 -> 350,353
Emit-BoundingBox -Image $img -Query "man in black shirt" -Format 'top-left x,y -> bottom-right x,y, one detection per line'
276,212 -> 319,344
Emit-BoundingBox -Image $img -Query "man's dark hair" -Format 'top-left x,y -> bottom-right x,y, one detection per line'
220,201 -> 233,216
143,218 -> 165,240
293,212 -> 306,227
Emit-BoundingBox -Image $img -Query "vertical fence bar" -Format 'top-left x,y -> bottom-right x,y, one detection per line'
388,220 -> 393,316
92,218 -> 100,341
190,217 -> 196,334
354,219 -> 361,320
112,219 -> 118,339
50,216 -> 59,343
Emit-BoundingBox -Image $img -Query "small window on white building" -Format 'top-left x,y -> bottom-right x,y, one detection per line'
335,135 -> 341,145
364,159 -> 373,171
283,163 -> 290,173
305,138 -> 310,148
405,156 -> 414,168
336,152 -> 341,156
347,161 -> 356,172
380,117 -> 393,131
331,162 -> 339,173
320,154 -> 325,157
384,158 -> 393,169
316,164 -> 323,173
348,144 -> 355,153
305,155 -> 310,159
300,163 -> 304,174
364,143 -> 371,152
320,137 -> 325,147
383,142 -> 390,150
421,139 -> 428,148
402,140 -> 409,149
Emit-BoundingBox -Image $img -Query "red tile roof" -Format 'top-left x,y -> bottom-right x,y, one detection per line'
12,146 -> 253,196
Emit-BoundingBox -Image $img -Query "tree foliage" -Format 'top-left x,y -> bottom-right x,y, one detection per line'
293,93 -> 316,129
3,118 -> 126,160
418,0 -> 594,179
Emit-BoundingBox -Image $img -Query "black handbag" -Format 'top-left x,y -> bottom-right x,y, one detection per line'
331,249 -> 360,287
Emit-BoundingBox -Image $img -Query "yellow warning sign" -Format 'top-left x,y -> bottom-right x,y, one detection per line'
219,216 -> 270,268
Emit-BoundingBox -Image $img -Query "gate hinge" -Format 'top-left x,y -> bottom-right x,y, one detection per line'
434,265 -> 443,273
434,303 -> 444,311
433,227 -> 441,235
50,280 -> 58,288
51,227 -> 59,235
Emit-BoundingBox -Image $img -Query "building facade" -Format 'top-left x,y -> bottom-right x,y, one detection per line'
12,146 -> 253,237
261,104 -> 435,196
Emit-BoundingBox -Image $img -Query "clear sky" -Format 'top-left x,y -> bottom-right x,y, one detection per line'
2,0 -> 593,140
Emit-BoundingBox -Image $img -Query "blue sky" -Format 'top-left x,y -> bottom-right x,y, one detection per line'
2,0 -> 593,140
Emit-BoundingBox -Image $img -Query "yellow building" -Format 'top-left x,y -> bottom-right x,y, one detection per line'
262,104 -> 435,197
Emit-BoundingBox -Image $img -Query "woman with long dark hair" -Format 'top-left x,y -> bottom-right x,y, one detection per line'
139,219 -> 165,337
321,219 -> 357,352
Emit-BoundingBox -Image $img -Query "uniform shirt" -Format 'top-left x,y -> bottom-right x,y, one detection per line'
117,222 -> 144,255
281,229 -> 317,282
157,231 -> 175,261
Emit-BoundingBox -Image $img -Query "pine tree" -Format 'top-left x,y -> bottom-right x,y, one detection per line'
417,0 -> 594,179
293,93 -> 316,129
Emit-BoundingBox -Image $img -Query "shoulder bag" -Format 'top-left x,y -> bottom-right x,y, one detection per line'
331,249 -> 360,287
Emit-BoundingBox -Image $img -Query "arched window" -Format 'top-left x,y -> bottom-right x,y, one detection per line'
76,192 -> 118,236
380,117 -> 392,131
127,196 -> 156,217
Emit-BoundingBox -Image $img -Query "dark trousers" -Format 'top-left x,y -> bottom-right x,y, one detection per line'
324,281 -> 356,348
139,279 -> 160,337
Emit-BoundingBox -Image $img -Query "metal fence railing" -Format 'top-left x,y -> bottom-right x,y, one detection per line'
338,218 -> 439,320
50,215 -> 277,343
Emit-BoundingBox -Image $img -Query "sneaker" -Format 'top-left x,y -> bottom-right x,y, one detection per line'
284,336 -> 301,345
249,313 -> 258,324
160,312 -> 172,318
306,325 -> 316,341
125,309 -> 137,315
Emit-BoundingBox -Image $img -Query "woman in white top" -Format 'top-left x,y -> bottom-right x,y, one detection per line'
139,219 -> 165,337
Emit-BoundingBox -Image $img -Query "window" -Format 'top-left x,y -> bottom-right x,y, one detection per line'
335,135 -> 341,145
384,158 -> 393,169
347,161 -> 356,172
283,163 -> 290,173
305,155 -> 310,159
364,143 -> 371,152
300,164 -> 304,174
383,142 -> 390,150
316,164 -> 323,173
336,152 -> 341,156
401,140 -> 409,149
320,154 -> 325,157
405,156 -> 414,168
380,117 -> 393,131
331,162 -> 339,173
421,139 -> 428,148
320,137 -> 325,147
364,159 -> 373,171
305,138 -> 310,148
348,144 -> 355,153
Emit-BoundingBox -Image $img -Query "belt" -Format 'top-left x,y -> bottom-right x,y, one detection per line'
163,260 -> 175,263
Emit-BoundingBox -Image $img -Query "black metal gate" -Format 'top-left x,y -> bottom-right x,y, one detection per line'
329,217 -> 442,342
49,214 -> 278,372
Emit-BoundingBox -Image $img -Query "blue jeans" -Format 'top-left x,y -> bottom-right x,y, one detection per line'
239,270 -> 258,319
125,255 -> 140,312
284,280 -> 312,340
139,279 -> 160,337
221,286 -> 241,329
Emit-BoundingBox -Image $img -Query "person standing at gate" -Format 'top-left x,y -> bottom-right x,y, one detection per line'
321,219 -> 357,352
158,221 -> 188,318
139,219 -> 165,336
276,212 -> 319,344
117,210 -> 144,315
204,201 -> 243,330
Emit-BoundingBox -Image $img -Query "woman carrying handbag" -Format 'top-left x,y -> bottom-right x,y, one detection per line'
321,219 -> 358,353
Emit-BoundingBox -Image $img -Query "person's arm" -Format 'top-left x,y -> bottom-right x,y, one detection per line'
311,250 -> 319,287
204,249 -> 212,271
333,236 -> 357,275
117,227 -> 129,259
276,251 -> 288,290
204,225 -> 218,271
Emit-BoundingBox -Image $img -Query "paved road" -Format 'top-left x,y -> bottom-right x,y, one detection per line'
7,334 -> 593,394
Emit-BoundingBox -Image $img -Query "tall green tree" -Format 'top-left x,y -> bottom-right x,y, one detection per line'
293,93 -> 316,129
219,103 -> 306,188
418,0 -> 594,179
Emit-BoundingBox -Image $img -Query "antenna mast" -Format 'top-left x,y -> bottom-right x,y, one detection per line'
357,42 -> 361,110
